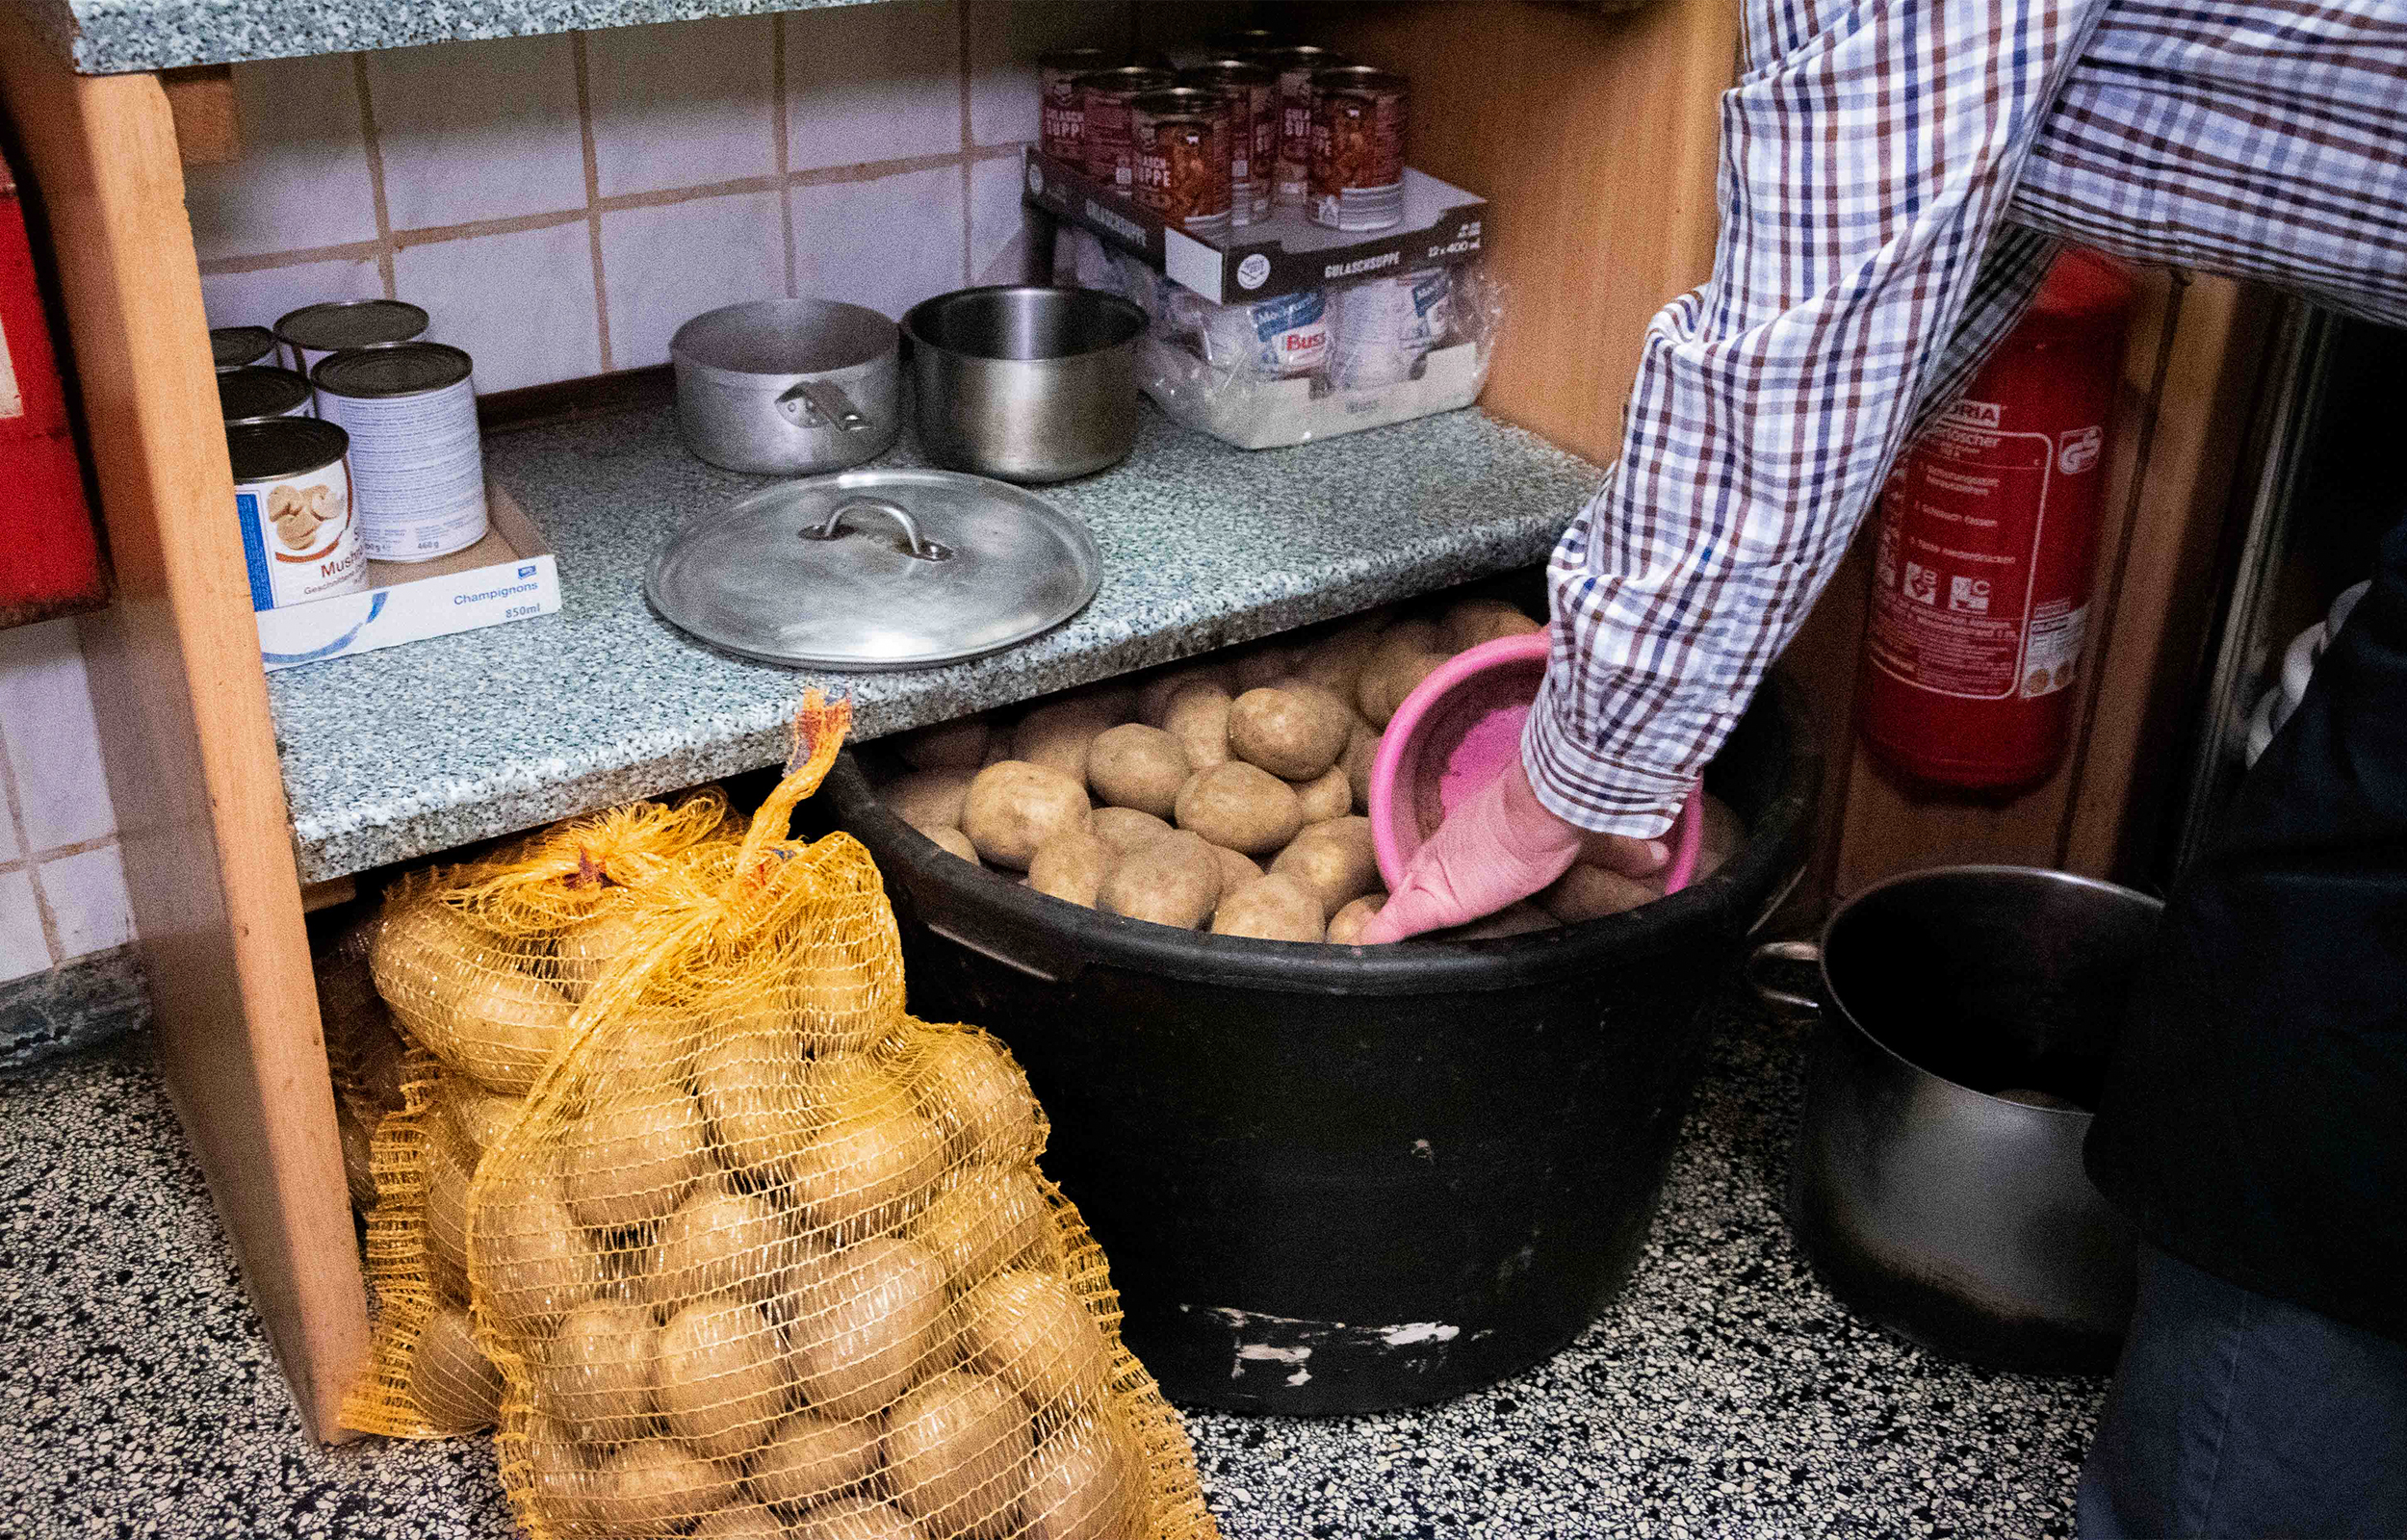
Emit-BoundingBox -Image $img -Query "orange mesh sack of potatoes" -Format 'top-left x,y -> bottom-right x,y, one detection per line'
316,909 -> 412,1216
341,786 -> 737,1439
472,695 -> 1216,1540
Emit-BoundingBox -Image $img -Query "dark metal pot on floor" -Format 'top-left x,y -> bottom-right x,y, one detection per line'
828,681 -> 1821,1415
1750,865 -> 2155,1373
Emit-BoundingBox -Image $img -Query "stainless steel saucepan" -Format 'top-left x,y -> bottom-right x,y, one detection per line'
672,298 -> 900,475
902,286 -> 1148,484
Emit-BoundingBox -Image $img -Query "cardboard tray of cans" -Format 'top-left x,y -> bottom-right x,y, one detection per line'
1022,147 -> 1486,306
254,482 -> 560,672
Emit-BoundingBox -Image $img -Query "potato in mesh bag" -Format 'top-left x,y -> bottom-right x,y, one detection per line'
471,697 -> 1215,1540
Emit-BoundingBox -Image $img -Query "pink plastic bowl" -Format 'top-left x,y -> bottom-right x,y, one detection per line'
1366,630 -> 1703,896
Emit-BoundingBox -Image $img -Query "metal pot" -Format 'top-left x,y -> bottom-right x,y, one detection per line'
901,286 -> 1147,484
671,298 -> 900,475
1749,865 -> 2154,1373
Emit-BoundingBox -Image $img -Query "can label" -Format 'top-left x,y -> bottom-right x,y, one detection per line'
1310,86 -> 1407,230
1328,269 -> 1449,390
1202,289 -> 1330,376
1215,80 -> 1276,223
235,457 -> 368,611
1080,86 -> 1147,189
1867,402 -> 2080,700
318,373 -> 488,561
1040,65 -> 1087,161
1273,66 -> 1316,208
1133,108 -> 1232,235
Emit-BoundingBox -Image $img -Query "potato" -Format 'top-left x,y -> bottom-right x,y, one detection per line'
556,894 -> 646,1003
693,1029 -> 810,1183
903,1032 -> 1042,1166
1159,683 -> 1231,771
442,962 -> 577,1095
411,1299 -> 504,1429
789,950 -> 893,1057
961,762 -> 1092,873
913,1167 -> 1063,1287
655,1296 -> 790,1462
791,1496 -> 929,1540
1357,651 -> 1447,729
885,1370 -> 1034,1540
1022,1415 -> 1139,1540
895,716 -> 992,772
789,1082 -> 947,1241
524,1415 -> 608,1532
353,1017 -> 410,1116
961,1270 -> 1111,1412
1340,721 -> 1380,815
1230,641 -> 1305,690
1294,618 -> 1386,702
887,769 -> 975,834
1009,695 -> 1125,782
474,1166 -> 606,1331
1135,662 -> 1229,727
543,1300 -> 660,1446
1436,598 -> 1542,654
577,1438 -> 739,1536
370,893 -> 494,1055
1096,829 -> 1222,930
1025,830 -> 1115,910
423,1120 -> 475,1299
337,1101 -> 378,1214
1292,765 -> 1352,823
787,1237 -> 947,1420
1325,893 -> 1386,945
1087,806 -> 1171,855
436,1074 -> 520,1156
1269,816 -> 1380,916
1375,616 -> 1439,658
1535,863 -> 1657,923
1698,792 -> 1744,880
1174,762 -> 1304,857
646,1184 -> 797,1306
748,1409 -> 883,1511
1448,901 -> 1557,939
926,825 -> 980,864
693,1504 -> 789,1540
1208,844 -> 1262,893
1210,873 -> 1326,942
1226,687 -> 1349,782
1084,723 -> 1192,819
560,1088 -> 711,1233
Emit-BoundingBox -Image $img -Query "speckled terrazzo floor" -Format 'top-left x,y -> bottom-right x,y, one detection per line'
265,402 -> 1595,886
0,988 -> 2103,1539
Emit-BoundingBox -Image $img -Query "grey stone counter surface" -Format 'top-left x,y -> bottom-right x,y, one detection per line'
266,403 -> 1599,884
26,0 -> 889,75
0,989 -> 2104,1538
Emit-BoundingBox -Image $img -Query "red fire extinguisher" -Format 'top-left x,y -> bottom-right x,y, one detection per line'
1855,249 -> 2136,790
0,144 -> 107,630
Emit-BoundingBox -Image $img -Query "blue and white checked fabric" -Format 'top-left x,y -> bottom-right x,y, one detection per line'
1525,0 -> 2407,836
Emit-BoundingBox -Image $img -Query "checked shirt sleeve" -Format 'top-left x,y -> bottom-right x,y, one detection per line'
1524,0 -> 2110,836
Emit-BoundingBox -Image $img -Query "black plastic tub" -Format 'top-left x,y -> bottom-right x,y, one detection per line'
826,681 -> 1820,1414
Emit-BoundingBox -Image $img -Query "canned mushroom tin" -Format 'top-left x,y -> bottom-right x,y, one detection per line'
218,364 -> 315,424
1076,65 -> 1176,191
1309,65 -> 1410,230
226,417 -> 367,611
1250,43 -> 1347,209
272,297 -> 429,376
311,341 -> 488,561
1130,88 -> 1234,236
211,325 -> 275,372
1039,46 -> 1121,162
1179,61 -> 1278,224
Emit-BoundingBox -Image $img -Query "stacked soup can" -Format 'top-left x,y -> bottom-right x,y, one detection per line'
1038,33 -> 1410,233
212,296 -> 491,620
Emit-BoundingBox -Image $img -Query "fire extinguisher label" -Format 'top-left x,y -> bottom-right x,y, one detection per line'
1866,410 -> 2056,701
0,311 -> 20,420
2021,602 -> 2087,697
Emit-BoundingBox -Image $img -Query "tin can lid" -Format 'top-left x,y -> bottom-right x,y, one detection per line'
1253,44 -> 1348,68
227,417 -> 349,482
1074,64 -> 1176,92
1132,88 -> 1229,120
273,298 -> 430,353
313,340 -> 475,399
1181,60 -> 1278,86
211,325 -> 276,371
1038,45 -> 1122,70
1309,64 -> 1409,94
217,365 -> 313,422
1206,27 -> 1290,53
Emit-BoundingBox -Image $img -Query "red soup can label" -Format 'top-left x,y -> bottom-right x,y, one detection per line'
1308,67 -> 1408,231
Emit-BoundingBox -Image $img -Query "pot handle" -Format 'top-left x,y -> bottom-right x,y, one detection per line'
799,498 -> 954,562
777,378 -> 874,433
1746,938 -> 1823,1018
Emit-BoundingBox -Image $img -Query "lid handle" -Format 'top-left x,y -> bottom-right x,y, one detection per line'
800,498 -> 954,562
778,379 -> 873,432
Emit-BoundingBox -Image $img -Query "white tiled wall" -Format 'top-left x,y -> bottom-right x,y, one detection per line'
13,1 -> 1250,981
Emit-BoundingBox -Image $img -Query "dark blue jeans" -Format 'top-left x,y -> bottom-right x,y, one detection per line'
2078,1245 -> 2407,1538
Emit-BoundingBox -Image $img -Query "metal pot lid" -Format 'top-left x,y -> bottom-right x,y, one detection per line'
647,468 -> 1100,670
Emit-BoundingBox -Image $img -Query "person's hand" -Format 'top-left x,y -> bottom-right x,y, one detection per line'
1359,757 -> 1669,943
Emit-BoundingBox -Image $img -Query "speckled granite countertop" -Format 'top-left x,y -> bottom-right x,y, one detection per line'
23,0 -> 888,75
0,990 -> 2103,1538
266,403 -> 1597,885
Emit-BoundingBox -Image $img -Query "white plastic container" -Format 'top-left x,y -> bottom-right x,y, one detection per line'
312,341 -> 488,562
